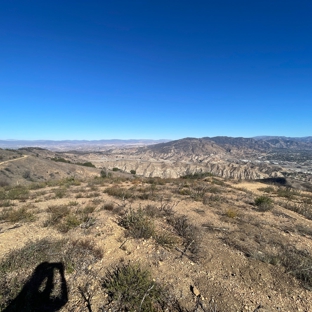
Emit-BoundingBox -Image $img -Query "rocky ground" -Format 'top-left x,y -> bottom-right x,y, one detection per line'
1,173 -> 312,311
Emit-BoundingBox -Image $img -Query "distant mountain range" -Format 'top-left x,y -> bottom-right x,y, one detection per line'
136,136 -> 312,159
0,139 -> 171,150
253,136 -> 312,142
1,136 -> 312,152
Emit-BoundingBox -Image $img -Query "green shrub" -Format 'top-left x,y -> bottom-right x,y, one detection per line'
112,167 -> 119,171
118,208 -> 155,239
155,231 -> 178,249
58,214 -> 82,233
28,182 -> 47,190
130,170 -> 136,175
6,186 -> 29,200
0,207 -> 35,223
76,162 -> 96,168
51,157 -> 71,163
44,204 -> 94,232
102,263 -> 167,311
255,196 -> 273,211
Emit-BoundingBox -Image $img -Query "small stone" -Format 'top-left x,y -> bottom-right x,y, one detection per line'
191,285 -> 200,297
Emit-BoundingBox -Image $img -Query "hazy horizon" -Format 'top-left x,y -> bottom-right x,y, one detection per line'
1,1 -> 311,140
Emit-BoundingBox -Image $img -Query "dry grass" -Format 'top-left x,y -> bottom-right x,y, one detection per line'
0,206 -> 35,223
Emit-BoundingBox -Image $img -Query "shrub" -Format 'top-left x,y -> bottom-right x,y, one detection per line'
203,194 -> 222,205
118,208 -> 155,239
112,167 -> 119,171
22,170 -> 31,180
102,263 -> 167,311
277,187 -> 299,199
103,203 -> 114,211
255,196 -> 273,211
83,205 -> 96,214
0,207 -> 35,223
100,169 -> 107,178
53,187 -> 67,198
28,182 -> 47,190
0,200 -> 13,208
0,180 -> 10,187
225,209 -> 238,218
155,231 -> 178,249
167,215 -> 201,261
178,188 -> 192,196
58,214 -> 82,233
45,205 -> 70,226
51,157 -> 71,163
258,186 -> 275,193
104,187 -> 132,199
279,247 -> 312,289
130,169 -> 136,175
6,186 -> 29,200
181,171 -> 213,179
76,162 -> 96,168
143,204 -> 160,218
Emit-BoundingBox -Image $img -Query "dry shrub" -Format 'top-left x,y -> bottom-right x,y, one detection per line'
167,215 -> 202,261
102,262 -> 182,311
0,200 -> 13,208
280,247 -> 312,289
44,205 -> 92,233
143,204 -> 161,218
102,202 -> 114,211
118,208 -> 155,239
53,187 -> 67,198
45,205 -> 70,226
276,200 -> 312,221
225,209 -> 238,218
277,187 -> 300,199
83,205 -> 96,214
258,186 -> 275,193
6,186 -> 29,201
0,207 -> 35,223
155,231 -> 178,249
104,187 -> 132,199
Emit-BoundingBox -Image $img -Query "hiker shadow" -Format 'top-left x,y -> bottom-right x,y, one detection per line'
4,262 -> 68,312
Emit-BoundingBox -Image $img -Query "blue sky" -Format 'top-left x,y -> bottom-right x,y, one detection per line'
1,0 -> 312,140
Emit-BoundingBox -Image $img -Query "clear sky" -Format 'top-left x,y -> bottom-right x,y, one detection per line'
1,0 -> 311,140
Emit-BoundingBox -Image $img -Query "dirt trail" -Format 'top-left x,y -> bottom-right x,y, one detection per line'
0,155 -> 28,166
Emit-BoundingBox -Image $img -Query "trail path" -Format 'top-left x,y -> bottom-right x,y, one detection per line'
0,155 -> 28,166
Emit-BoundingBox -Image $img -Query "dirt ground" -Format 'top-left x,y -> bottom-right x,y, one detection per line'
1,176 -> 312,311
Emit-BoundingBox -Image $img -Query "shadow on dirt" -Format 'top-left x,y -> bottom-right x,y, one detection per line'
4,262 -> 68,312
